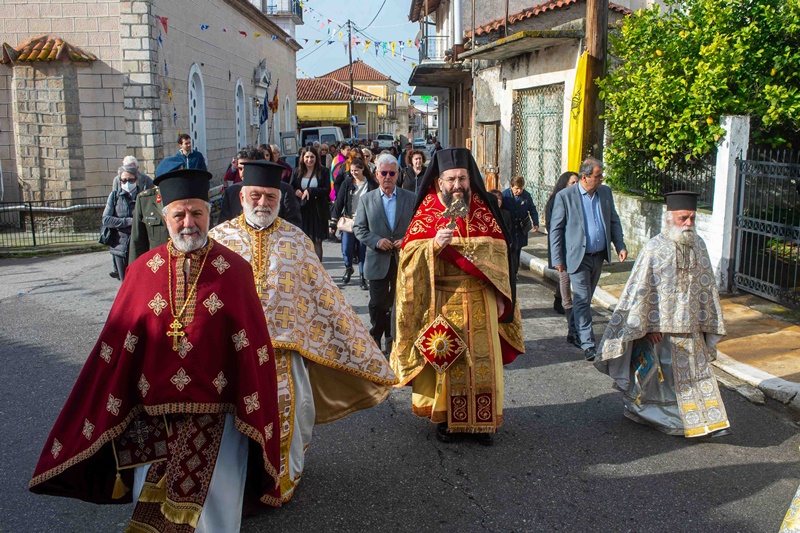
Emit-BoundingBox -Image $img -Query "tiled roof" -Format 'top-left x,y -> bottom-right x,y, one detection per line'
466,0 -> 632,37
1,34 -> 97,64
296,77 -> 384,102
320,60 -> 398,85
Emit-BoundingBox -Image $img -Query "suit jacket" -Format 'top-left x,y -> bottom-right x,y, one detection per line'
353,187 -> 415,280
218,182 -> 302,228
549,184 -> 626,274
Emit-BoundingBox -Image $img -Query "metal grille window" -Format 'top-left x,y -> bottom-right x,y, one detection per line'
188,65 -> 207,157
513,83 -> 564,213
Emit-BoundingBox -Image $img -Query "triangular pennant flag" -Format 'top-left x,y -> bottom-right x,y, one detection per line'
157,33 -> 163,47
271,35 -> 278,40
315,40 -> 321,44
254,33 -> 261,38
222,28 -> 227,32
158,16 -> 168,34
164,61 -> 168,76
239,31 -> 247,37
391,42 -> 396,56
364,41 -> 371,52
303,38 -> 308,43
200,24 -> 209,30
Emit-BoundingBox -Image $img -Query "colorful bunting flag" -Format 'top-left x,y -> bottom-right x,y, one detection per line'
200,24 -> 209,30
157,16 -> 168,34
239,31 -> 247,37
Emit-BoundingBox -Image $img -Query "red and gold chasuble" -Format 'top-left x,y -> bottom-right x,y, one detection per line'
29,240 -> 282,527
392,191 -> 524,433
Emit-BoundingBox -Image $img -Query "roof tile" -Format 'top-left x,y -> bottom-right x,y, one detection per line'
2,34 -> 97,64
320,60 -> 398,84
297,77 -> 383,102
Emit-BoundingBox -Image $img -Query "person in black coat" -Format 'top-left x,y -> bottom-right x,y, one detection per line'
291,147 -> 331,260
502,176 -> 540,279
331,159 -> 377,289
218,147 -> 302,227
545,171 -> 580,318
401,149 -> 427,195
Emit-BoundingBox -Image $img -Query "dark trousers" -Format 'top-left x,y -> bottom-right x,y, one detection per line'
568,252 -> 605,349
368,256 -> 397,346
112,254 -> 129,282
341,231 -> 366,271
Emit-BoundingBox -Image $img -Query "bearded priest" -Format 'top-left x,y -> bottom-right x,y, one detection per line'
29,169 -> 282,532
208,160 -> 397,503
390,148 -> 525,446
594,191 -> 731,438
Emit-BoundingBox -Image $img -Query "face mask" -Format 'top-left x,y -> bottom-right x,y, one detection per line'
121,181 -> 137,193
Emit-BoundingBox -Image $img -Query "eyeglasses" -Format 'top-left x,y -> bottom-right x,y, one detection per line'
120,177 -> 138,183
379,171 -> 397,177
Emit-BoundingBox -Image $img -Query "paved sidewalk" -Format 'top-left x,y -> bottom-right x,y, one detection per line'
520,231 -> 800,415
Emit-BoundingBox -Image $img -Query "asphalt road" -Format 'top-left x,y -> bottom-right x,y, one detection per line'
1,242 -> 798,532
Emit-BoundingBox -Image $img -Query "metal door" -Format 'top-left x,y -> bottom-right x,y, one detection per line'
513,84 -> 564,213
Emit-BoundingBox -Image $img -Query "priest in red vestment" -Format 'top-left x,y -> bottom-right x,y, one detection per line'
29,169 -> 282,532
390,148 -> 525,445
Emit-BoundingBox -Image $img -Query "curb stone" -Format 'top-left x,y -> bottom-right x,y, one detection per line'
520,250 -> 800,413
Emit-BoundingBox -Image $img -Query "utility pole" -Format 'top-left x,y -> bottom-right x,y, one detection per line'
584,0 -> 608,160
347,19 -> 355,139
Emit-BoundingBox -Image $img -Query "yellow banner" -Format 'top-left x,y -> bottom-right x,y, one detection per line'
568,51 -> 588,173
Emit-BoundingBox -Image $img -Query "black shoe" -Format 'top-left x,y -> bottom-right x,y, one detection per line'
360,275 -> 368,291
436,422 -> 453,443
383,338 -> 393,355
553,295 -> 565,315
342,265 -> 354,285
566,334 -> 577,345
476,433 -> 494,446
109,271 -> 119,279
584,347 -> 597,362
572,337 -> 582,349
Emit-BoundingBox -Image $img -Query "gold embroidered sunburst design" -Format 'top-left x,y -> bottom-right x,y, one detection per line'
427,332 -> 452,360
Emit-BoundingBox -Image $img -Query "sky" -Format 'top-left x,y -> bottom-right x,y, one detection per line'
294,0 -> 422,95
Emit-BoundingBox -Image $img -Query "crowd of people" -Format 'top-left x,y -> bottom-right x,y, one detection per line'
42,139 -> 735,531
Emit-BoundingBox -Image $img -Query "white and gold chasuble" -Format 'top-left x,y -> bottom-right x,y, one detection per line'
209,216 -> 396,502
596,233 -> 729,437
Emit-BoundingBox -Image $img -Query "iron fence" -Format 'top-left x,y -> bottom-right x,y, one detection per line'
420,35 -> 449,62
613,150 -> 716,209
0,196 -> 108,248
733,147 -> 800,308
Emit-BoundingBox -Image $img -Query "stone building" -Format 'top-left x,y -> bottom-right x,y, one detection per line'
0,0 -> 302,202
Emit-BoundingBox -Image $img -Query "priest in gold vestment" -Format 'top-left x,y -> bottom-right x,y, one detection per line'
390,148 -> 524,445
209,161 -> 397,502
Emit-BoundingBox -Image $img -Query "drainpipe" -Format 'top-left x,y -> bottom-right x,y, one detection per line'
454,0 -> 462,46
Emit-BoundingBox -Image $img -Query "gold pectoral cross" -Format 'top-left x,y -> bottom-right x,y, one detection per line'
443,198 -> 468,229
167,319 -> 185,351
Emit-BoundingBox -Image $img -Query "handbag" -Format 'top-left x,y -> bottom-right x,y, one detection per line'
336,216 -> 354,233
98,226 -> 116,246
521,214 -> 533,234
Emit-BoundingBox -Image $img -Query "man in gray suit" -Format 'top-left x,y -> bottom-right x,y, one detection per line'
354,153 -> 416,354
549,157 -> 628,361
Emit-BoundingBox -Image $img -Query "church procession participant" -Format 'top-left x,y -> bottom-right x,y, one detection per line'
30,169 -> 282,532
390,148 -> 525,445
208,160 -> 397,503
594,191 -> 731,438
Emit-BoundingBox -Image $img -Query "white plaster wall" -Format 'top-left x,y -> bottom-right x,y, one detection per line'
495,40 -> 580,188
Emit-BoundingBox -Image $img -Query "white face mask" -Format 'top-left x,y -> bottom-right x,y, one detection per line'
121,181 -> 137,193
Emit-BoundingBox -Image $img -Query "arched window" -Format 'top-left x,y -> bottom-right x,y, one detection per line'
284,96 -> 291,131
235,80 -> 247,150
188,64 -> 207,157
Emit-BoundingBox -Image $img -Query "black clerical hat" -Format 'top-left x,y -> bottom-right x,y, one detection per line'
433,148 -> 473,172
240,161 -> 284,189
153,169 -> 211,205
664,190 -> 700,211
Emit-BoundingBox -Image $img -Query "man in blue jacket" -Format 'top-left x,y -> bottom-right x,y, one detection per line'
549,157 -> 627,362
502,176 -> 539,280
176,133 -> 207,171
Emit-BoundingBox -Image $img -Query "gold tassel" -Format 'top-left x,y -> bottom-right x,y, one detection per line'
658,365 -> 664,382
112,472 -> 129,499
635,394 -> 642,406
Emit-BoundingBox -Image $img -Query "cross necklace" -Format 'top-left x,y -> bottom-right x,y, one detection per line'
166,241 -> 211,351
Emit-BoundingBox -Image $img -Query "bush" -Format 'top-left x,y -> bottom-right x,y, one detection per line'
599,0 -> 800,184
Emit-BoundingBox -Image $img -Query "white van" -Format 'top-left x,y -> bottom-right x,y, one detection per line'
299,126 -> 345,147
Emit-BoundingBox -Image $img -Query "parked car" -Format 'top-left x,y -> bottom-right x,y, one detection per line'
375,134 -> 394,150
299,126 -> 345,147
412,137 -> 426,149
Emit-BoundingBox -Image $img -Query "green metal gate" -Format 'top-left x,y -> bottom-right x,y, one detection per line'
513,83 -> 565,215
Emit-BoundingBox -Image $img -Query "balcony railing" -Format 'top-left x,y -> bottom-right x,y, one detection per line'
265,0 -> 303,21
420,35 -> 449,62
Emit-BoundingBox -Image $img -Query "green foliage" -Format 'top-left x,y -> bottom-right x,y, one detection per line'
598,0 -> 800,183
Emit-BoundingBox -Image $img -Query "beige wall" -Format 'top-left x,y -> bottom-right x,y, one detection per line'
0,0 -> 298,200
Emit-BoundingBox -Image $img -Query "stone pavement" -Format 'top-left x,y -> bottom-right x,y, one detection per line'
520,231 -> 800,415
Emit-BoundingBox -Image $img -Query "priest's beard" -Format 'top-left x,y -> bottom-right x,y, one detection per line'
169,222 -> 209,253
243,202 -> 278,229
441,187 -> 471,209
665,217 -> 696,245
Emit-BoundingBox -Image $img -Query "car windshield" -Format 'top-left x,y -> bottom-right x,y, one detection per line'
377,135 -> 392,140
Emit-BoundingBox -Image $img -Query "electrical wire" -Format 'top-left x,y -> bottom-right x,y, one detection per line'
358,0 -> 388,31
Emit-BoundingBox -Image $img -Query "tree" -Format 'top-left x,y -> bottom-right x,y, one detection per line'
598,0 -> 800,181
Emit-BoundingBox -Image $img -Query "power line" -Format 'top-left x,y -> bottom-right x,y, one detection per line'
359,0 -> 388,31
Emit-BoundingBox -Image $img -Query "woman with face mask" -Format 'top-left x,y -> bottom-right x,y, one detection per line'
102,167 -> 141,281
